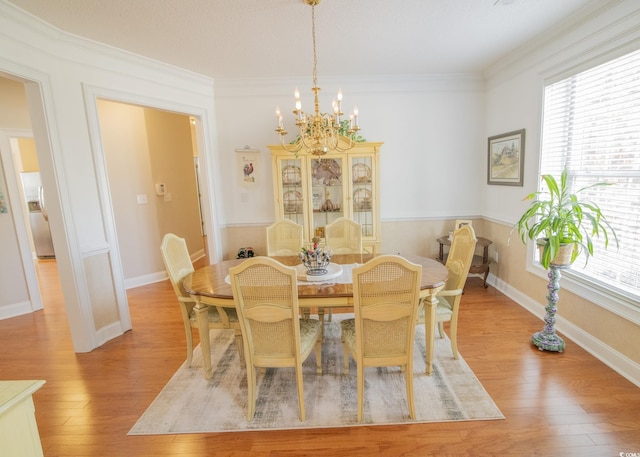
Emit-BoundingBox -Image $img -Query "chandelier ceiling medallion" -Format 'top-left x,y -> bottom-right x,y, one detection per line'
275,0 -> 361,156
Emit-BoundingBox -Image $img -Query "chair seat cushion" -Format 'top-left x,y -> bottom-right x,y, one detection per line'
340,318 -> 356,347
299,318 -> 322,353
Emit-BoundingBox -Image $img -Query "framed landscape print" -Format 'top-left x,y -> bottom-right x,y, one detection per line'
487,129 -> 525,186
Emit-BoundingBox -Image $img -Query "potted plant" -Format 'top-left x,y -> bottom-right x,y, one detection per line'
514,168 -> 618,269
513,168 -> 619,353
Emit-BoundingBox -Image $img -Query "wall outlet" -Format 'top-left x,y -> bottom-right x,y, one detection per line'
136,194 -> 148,204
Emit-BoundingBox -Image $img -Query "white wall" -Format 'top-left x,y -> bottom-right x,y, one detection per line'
97,101 -> 158,282
483,0 -> 640,226
213,75 -> 486,227
0,77 -> 30,127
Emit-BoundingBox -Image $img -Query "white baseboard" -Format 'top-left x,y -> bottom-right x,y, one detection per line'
95,321 -> 127,347
123,248 -> 204,289
488,273 -> 640,387
191,249 -> 205,263
0,301 -> 38,320
124,271 -> 167,289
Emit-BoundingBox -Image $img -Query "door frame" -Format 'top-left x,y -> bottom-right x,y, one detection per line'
0,128 -> 44,315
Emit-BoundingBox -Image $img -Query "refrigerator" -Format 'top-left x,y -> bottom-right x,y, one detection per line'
20,172 -> 55,259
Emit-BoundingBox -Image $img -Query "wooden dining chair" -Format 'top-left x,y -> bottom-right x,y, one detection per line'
323,217 -> 363,321
160,233 -> 243,366
340,255 -> 422,422
324,217 -> 362,254
266,219 -> 304,256
229,256 -> 323,421
417,224 -> 477,359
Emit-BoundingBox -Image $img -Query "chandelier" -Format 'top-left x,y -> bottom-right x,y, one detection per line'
275,0 -> 361,156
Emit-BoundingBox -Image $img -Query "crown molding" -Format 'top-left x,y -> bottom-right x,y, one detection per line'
1,0 -> 213,93
213,73 -> 485,98
484,0 -> 640,87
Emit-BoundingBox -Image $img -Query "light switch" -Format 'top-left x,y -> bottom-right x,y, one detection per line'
137,194 -> 148,204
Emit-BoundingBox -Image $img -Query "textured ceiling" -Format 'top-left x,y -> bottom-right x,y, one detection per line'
5,0 -> 603,79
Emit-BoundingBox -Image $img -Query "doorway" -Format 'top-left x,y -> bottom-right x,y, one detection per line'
96,99 -> 206,287
1,84 -> 206,316
11,136 -> 55,260
0,75 -> 61,317
0,65 -> 219,352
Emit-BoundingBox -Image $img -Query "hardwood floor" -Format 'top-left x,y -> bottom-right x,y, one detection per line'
1,259 -> 639,456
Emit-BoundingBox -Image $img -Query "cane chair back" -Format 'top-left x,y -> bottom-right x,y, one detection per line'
417,224 -> 477,359
324,217 -> 362,254
266,219 -> 304,256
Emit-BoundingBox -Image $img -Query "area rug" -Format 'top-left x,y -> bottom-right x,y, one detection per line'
129,317 -> 503,434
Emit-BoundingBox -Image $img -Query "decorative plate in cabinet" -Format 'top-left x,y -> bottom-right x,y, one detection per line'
352,162 -> 371,183
353,188 -> 372,210
282,165 -> 302,185
283,190 -> 303,213
312,159 -> 342,185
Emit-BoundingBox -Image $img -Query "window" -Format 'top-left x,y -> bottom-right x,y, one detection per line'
540,49 -> 640,304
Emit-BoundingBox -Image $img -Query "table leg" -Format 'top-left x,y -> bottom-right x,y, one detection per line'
194,297 -> 213,379
318,308 -> 325,341
422,286 -> 443,375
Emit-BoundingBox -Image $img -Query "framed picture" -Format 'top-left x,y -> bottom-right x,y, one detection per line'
0,189 -> 9,214
487,129 -> 525,186
236,147 -> 259,187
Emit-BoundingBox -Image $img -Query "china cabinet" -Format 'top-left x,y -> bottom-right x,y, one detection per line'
269,139 -> 382,253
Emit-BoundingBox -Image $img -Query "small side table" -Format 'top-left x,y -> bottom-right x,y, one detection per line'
437,235 -> 492,288
0,380 -> 46,457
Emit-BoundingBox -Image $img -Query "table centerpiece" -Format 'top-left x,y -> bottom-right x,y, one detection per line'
299,238 -> 332,276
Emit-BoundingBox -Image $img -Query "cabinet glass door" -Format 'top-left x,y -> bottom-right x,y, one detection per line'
279,158 -> 304,226
310,157 -> 344,240
351,157 -> 374,238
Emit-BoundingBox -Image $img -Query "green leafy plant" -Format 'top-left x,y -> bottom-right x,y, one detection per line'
290,119 -> 366,145
513,168 -> 618,269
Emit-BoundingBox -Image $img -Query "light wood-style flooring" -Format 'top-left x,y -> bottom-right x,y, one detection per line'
1,259 -> 639,456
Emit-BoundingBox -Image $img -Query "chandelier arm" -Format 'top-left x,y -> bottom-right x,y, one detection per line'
278,135 -> 304,154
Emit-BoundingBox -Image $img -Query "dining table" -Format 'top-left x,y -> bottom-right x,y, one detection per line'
182,253 -> 448,379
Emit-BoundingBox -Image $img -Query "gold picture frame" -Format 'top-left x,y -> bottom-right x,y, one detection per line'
487,129 -> 525,186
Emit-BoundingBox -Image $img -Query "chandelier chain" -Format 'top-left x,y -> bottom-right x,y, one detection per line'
312,4 -> 318,88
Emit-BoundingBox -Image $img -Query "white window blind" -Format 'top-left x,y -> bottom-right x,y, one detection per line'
540,49 -> 640,302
